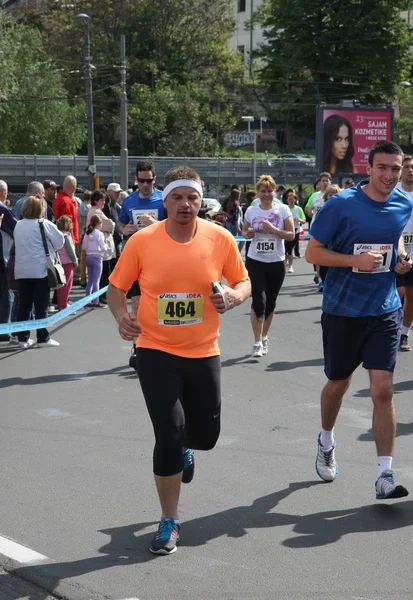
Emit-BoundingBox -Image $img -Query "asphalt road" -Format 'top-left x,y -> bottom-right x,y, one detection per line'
0,254 -> 412,600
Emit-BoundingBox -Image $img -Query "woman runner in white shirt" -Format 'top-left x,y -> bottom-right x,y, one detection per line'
242,175 -> 295,357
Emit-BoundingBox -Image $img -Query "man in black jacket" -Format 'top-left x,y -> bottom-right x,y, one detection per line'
0,183 -> 17,341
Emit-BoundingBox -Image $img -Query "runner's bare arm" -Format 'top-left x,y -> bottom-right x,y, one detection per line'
306,237 -> 383,272
262,215 -> 295,240
398,235 -> 407,258
117,220 -> 138,236
107,283 -> 142,340
395,235 -> 411,274
242,218 -> 255,238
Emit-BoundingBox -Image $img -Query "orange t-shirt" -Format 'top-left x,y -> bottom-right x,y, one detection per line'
109,218 -> 249,358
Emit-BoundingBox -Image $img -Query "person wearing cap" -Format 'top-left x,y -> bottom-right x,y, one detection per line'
107,166 -> 250,555
43,180 -> 58,222
107,183 -> 123,257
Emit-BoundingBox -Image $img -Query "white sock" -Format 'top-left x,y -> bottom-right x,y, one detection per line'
401,325 -> 410,336
262,335 -> 268,341
320,428 -> 334,449
377,456 -> 392,479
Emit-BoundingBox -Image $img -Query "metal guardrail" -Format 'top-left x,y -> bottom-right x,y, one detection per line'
0,154 -> 318,193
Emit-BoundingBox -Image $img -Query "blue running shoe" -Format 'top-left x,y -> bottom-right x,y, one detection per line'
315,432 -> 337,482
150,516 -> 181,555
182,448 -> 195,483
375,470 -> 409,500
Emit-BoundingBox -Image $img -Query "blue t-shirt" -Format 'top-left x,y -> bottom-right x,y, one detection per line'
118,188 -> 166,225
310,182 -> 413,317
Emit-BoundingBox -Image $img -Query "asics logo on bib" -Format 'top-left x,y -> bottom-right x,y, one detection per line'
355,244 -> 391,251
159,293 -> 202,299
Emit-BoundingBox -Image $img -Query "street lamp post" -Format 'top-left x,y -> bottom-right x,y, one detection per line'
242,115 -> 256,183
76,13 -> 96,190
119,34 -> 128,191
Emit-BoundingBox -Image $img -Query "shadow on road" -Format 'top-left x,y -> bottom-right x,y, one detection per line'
358,422 -> 413,442
266,357 -> 324,371
276,305 -> 320,315
0,365 -> 131,389
353,379 -> 413,398
221,354 -> 260,367
11,480 -> 413,596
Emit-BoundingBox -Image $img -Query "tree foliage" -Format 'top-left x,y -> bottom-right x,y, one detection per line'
18,0 -> 244,156
0,10 -> 86,154
254,0 -> 413,136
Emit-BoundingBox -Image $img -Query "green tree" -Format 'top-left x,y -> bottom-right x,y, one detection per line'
20,0 -> 244,155
128,79 -> 238,155
0,10 -> 86,154
254,0 -> 413,139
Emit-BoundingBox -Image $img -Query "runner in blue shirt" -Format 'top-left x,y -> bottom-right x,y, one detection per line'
306,140 -> 412,500
117,160 -> 167,368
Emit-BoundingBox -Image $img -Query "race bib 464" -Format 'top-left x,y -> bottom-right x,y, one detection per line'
158,293 -> 203,325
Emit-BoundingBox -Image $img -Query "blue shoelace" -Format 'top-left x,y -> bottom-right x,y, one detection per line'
157,518 -> 178,540
183,449 -> 194,469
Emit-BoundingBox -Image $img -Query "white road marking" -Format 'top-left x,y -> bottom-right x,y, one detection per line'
0,534 -> 48,564
216,436 -> 237,446
34,409 -> 73,419
65,371 -> 92,381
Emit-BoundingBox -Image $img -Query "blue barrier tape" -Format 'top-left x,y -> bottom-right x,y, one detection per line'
0,285 -> 109,335
234,233 -> 310,242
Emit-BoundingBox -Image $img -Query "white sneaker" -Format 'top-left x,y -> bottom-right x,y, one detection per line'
287,265 -> 294,273
315,432 -> 338,482
37,339 -> 60,348
375,470 -> 409,499
262,336 -> 269,355
19,339 -> 34,349
9,335 -> 19,346
251,342 -> 263,357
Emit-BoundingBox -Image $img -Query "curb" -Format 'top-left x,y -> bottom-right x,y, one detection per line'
0,546 -> 111,600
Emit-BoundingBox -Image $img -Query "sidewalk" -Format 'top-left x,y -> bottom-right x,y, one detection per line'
0,568 -> 59,600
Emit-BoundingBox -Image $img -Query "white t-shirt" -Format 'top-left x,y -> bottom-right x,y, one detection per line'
310,191 -> 324,225
290,206 -> 301,233
245,202 -> 292,263
397,183 -> 413,253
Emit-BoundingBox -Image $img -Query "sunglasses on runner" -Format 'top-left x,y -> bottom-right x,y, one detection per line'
137,177 -> 154,184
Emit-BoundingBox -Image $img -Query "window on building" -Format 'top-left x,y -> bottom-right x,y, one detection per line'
238,0 -> 246,12
237,45 -> 245,61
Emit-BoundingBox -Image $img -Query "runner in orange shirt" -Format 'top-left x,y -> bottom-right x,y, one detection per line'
107,166 -> 250,555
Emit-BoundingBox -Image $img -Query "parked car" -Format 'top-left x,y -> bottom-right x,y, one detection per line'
203,198 -> 221,217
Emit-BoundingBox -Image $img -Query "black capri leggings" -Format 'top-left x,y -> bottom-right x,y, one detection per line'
246,257 -> 285,320
285,232 -> 299,256
136,348 -> 221,477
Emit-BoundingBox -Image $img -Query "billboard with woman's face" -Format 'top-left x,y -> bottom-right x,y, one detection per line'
316,106 -> 394,176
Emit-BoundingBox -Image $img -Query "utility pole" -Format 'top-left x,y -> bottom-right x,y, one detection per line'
76,13 -> 96,190
120,34 -> 128,191
249,0 -> 254,79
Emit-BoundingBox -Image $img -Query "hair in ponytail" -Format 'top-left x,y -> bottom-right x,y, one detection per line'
86,214 -> 103,235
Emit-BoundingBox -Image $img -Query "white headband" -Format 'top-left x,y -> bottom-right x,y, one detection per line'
162,179 -> 203,200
